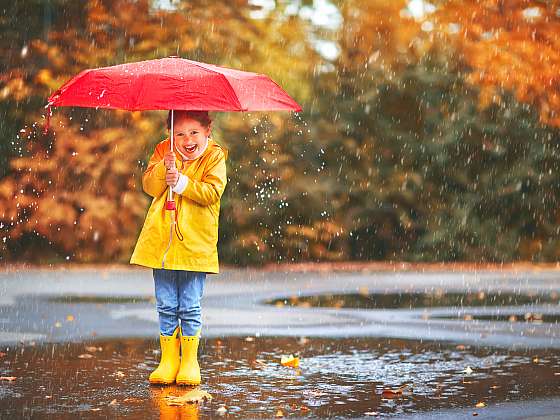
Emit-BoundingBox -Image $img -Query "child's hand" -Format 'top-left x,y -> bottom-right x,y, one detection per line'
164,151 -> 176,170
166,167 -> 179,187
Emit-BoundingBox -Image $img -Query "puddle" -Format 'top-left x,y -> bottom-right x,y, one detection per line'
436,313 -> 560,324
268,291 -> 560,310
0,337 -> 559,418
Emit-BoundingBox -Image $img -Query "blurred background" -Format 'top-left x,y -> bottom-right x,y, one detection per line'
1,0 -> 559,266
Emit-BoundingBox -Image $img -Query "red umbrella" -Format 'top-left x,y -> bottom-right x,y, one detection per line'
47,56 -> 301,112
46,56 -> 302,209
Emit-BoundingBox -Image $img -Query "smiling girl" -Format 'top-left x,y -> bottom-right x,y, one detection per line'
130,110 -> 228,385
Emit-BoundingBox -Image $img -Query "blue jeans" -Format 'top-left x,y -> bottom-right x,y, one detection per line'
153,269 -> 206,336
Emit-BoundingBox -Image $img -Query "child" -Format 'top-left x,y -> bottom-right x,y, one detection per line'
130,110 -> 228,385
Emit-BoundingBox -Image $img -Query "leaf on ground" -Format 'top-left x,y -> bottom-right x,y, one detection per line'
164,388 -> 212,406
462,366 -> 474,374
280,355 -> 299,368
275,409 -> 284,417
109,399 -> 118,406
0,376 -> 16,381
216,405 -> 227,415
252,359 -> 267,369
66,315 -> 75,322
85,346 -> 102,352
475,402 -> 486,408
78,353 -> 94,359
381,384 -> 411,399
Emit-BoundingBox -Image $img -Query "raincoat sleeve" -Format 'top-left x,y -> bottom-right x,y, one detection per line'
180,150 -> 227,206
142,143 -> 168,198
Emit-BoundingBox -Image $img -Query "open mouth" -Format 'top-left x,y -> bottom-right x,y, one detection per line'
185,144 -> 197,153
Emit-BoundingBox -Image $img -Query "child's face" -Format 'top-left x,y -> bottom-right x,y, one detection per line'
172,117 -> 211,159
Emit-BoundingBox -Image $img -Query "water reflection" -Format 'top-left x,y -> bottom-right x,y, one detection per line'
267,291 -> 560,309
150,386 -> 200,420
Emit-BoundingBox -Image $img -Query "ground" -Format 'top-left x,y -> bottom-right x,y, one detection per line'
0,265 -> 559,418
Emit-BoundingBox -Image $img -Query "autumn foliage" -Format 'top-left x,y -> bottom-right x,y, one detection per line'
1,0 -> 560,264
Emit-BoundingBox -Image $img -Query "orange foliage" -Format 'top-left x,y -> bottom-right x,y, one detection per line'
432,0 -> 560,126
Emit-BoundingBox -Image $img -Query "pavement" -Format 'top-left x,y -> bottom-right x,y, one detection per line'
0,267 -> 559,349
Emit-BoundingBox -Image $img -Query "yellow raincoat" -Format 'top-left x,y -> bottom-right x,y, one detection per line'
130,137 -> 227,273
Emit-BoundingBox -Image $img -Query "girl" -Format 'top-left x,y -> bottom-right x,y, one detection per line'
130,110 -> 228,385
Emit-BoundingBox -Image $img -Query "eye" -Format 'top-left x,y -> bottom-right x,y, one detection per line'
190,130 -> 199,136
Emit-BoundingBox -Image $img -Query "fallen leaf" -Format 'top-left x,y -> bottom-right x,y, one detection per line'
164,388 -> 212,406
364,412 -> 380,416
280,355 -> 300,368
109,399 -> 118,406
216,405 -> 227,415
91,408 -> 101,412
54,321 -> 62,328
115,371 -> 125,377
85,346 -> 102,352
78,354 -> 94,359
462,366 -> 474,375
66,315 -> 75,322
381,384 -> 411,399
0,376 -> 16,381
508,315 -> 517,322
533,357 -> 539,363
275,409 -> 284,417
252,359 -> 267,369
455,345 -> 466,351
463,314 -> 474,321
298,337 -> 309,345
245,336 -> 255,342
475,402 -> 486,408
381,388 -> 403,398
472,413 -> 478,416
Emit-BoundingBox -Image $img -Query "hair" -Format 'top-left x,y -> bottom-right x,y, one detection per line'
167,110 -> 212,130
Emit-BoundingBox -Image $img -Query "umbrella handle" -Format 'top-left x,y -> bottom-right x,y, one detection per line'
166,109 -> 176,211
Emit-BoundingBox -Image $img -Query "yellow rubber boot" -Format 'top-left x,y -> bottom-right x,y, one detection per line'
149,326 -> 180,384
176,328 -> 201,386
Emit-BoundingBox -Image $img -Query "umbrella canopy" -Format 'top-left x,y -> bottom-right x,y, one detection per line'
47,57 -> 302,112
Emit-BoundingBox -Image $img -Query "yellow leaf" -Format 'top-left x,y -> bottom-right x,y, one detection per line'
475,402 -> 486,408
280,355 -> 300,368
